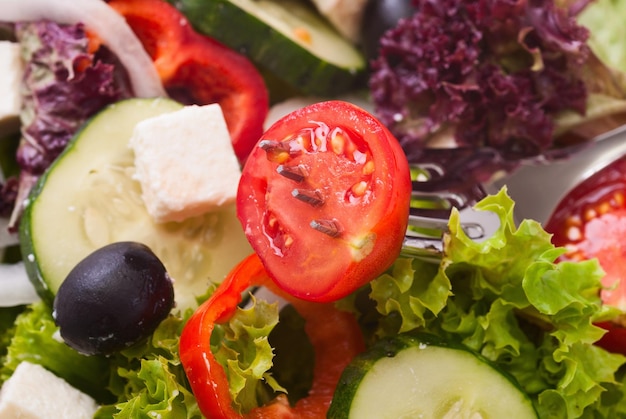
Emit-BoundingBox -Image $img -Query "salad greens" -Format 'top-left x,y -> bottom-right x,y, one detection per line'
3,189 -> 626,417
0,300 -> 202,418
4,20 -> 126,228
363,189 -> 626,417
3,1 -> 626,417
577,0 -> 626,74
370,0 -> 626,189
0,302 -> 112,402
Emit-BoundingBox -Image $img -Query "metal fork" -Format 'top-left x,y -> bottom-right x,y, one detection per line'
402,124 -> 626,259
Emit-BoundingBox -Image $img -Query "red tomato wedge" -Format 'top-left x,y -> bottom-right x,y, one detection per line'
546,156 -> 626,353
237,101 -> 412,302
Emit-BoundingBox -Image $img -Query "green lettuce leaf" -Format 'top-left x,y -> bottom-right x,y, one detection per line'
578,0 -> 626,76
0,301 -> 113,402
211,296 -> 284,413
0,299 -> 203,418
0,305 -> 25,367
95,310 -> 201,419
367,188 -> 626,417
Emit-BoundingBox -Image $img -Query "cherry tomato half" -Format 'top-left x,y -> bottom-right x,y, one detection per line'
237,101 -> 411,302
546,156 -> 626,353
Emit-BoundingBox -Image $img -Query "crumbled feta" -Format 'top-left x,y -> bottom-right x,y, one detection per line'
0,362 -> 98,419
0,41 -> 24,134
129,104 -> 241,223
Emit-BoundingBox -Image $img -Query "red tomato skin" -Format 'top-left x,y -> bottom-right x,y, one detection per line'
108,0 -> 269,162
546,156 -> 626,355
596,322 -> 626,355
237,101 -> 411,302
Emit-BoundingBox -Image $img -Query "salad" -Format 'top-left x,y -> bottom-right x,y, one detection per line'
2,0 -> 626,417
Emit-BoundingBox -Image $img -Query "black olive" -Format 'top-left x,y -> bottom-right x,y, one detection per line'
53,241 -> 175,356
360,0 -> 417,62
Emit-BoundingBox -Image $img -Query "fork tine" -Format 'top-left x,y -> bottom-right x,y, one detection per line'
402,154 -> 500,259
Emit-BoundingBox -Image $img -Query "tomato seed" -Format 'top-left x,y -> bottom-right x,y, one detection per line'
283,235 -> 294,247
362,160 -> 375,175
566,225 -> 582,241
292,189 -> 324,207
351,181 -> 369,197
598,202 -> 611,215
330,131 -> 346,154
584,208 -> 597,221
259,139 -> 292,163
310,219 -> 342,238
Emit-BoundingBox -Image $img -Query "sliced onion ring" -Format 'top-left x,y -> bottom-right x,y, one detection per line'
1,0 -> 166,98
0,262 -> 39,306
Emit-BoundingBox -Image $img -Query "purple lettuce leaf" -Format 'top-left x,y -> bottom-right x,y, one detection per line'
2,20 -> 130,229
368,0 -> 620,183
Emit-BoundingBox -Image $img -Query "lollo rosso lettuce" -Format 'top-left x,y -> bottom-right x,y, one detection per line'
1,20 -> 129,229
369,0 -> 626,184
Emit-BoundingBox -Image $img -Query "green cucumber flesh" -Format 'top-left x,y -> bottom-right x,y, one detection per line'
173,0 -> 366,96
328,333 -> 537,419
19,98 -> 253,310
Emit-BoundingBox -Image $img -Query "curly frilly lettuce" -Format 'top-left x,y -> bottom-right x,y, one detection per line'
0,301 -> 201,418
95,312 -> 201,418
367,189 -> 626,417
0,302 -> 112,402
211,296 -> 285,412
370,0 -> 626,186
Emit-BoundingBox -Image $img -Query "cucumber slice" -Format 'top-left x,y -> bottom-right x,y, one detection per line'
19,98 -> 253,310
328,333 -> 537,419
172,0 -> 366,96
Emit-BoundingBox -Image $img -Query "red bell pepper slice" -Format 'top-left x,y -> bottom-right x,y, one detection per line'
179,253 -> 365,418
108,0 -> 269,162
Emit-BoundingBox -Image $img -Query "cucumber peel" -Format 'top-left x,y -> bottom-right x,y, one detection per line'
172,0 -> 366,97
328,332 -> 538,418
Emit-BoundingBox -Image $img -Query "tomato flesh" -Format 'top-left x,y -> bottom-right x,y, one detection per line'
237,101 -> 411,302
546,156 -> 626,352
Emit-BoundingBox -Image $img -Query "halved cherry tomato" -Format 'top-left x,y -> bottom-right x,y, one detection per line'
108,0 -> 268,162
179,253 -> 365,418
237,101 -> 412,302
546,156 -> 626,353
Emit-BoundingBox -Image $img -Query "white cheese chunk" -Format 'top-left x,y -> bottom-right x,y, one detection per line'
0,41 -> 23,134
0,361 -> 98,419
130,104 -> 241,223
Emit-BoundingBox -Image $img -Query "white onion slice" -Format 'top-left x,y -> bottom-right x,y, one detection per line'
0,262 -> 39,306
0,0 -> 166,98
0,217 -> 19,248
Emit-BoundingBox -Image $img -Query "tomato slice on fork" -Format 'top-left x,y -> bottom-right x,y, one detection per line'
237,101 -> 412,302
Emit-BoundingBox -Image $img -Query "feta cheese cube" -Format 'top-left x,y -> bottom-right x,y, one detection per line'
0,41 -> 24,134
0,362 -> 98,419
130,104 -> 242,223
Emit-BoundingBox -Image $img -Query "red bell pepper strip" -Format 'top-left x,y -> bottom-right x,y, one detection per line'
179,253 -> 365,418
107,0 -> 269,162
